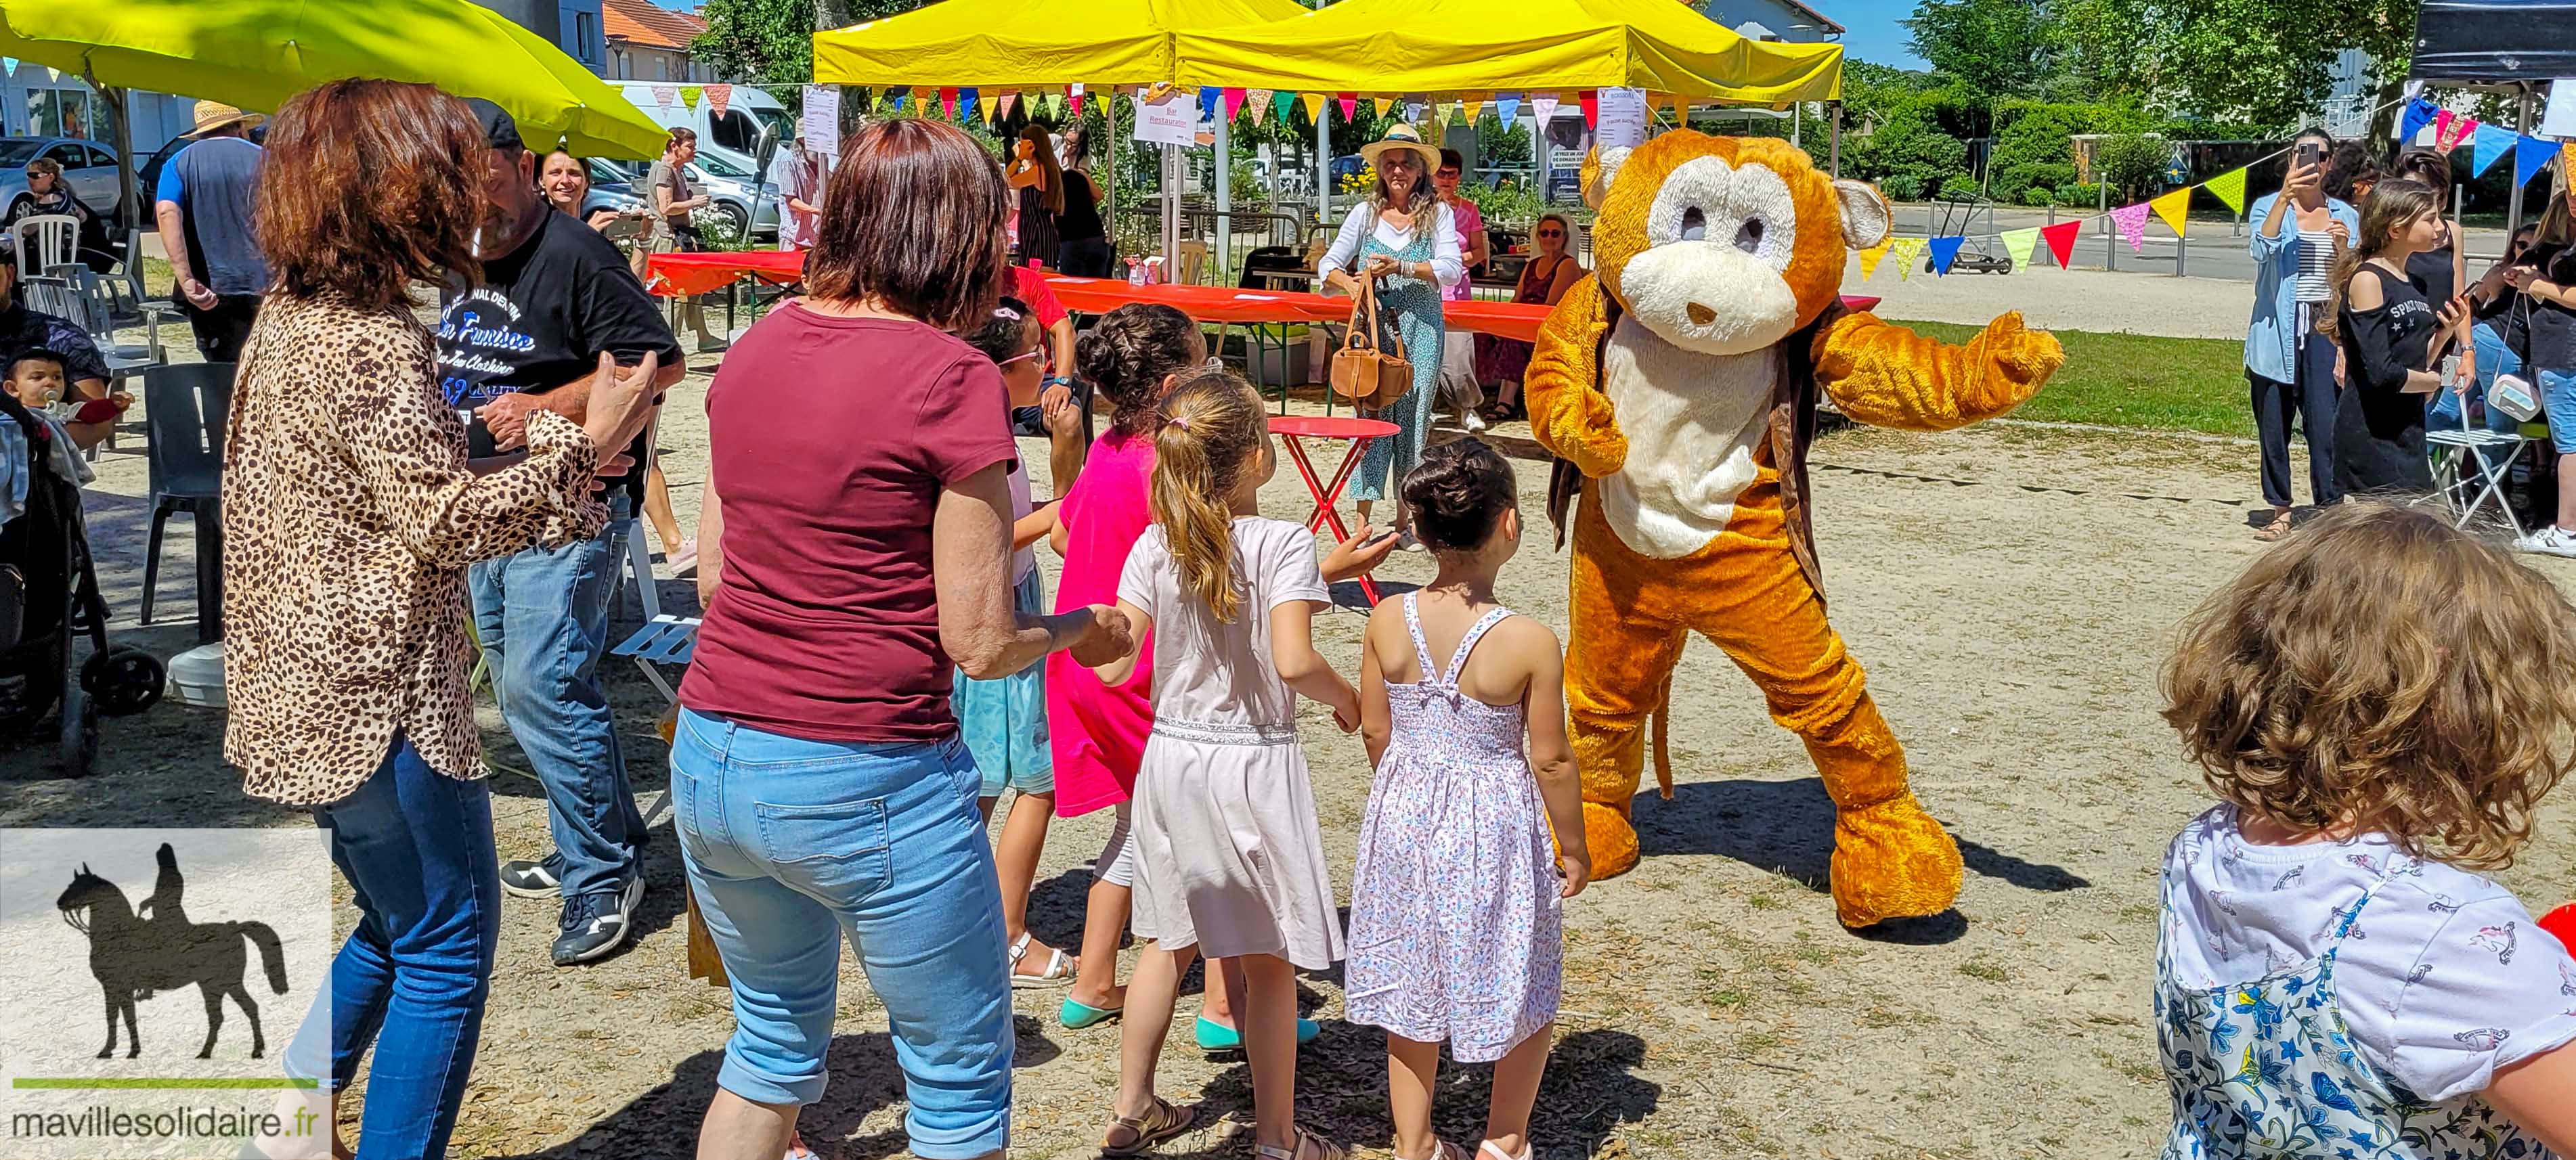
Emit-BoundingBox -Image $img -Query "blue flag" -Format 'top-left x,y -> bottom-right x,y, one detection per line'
2470,123 -> 2515,178
1200,86 -> 1222,122
2399,98 -> 2438,143
1927,236 -> 1965,276
959,87 -> 979,123
1497,95 -> 1521,125
2518,134 -> 2561,187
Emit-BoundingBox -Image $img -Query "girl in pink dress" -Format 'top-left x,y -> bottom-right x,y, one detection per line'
1347,440 -> 1590,1160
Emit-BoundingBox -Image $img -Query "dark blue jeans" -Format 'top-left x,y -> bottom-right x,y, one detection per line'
2250,324 -> 2342,508
468,497 -> 642,901
298,736 -> 501,1160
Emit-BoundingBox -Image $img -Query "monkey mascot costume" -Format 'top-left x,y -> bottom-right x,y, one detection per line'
1526,133 -> 2066,928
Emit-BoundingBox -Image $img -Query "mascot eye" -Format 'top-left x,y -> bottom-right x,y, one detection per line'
1734,218 -> 1766,253
1680,206 -> 1707,242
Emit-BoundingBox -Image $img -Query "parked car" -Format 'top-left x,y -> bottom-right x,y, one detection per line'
594,154 -> 780,242
0,137 -> 127,221
613,82 -> 794,185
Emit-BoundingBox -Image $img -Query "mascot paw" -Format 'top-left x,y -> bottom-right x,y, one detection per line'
1829,793 -> 1964,928
1582,801 -> 1641,880
1982,311 -> 2068,384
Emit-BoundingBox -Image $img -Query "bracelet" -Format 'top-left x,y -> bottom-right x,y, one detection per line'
1042,615 -> 1064,651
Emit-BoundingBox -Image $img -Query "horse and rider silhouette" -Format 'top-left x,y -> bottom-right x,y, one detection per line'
54,843 -> 288,1060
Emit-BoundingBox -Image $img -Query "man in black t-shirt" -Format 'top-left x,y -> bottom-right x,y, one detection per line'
437,101 -> 684,966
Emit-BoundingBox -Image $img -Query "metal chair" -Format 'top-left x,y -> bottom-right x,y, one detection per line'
141,363 -> 235,631
2428,393 -> 2531,537
9,215 -> 80,272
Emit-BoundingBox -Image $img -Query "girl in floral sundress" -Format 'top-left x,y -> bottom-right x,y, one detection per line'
2156,501 -> 2576,1160
1347,439 -> 1590,1160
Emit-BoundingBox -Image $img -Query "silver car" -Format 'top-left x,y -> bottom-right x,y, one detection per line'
0,137 -> 125,220
594,155 -> 780,242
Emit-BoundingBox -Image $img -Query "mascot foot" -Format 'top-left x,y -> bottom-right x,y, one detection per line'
1829,793 -> 1963,929
1582,801 -> 1640,880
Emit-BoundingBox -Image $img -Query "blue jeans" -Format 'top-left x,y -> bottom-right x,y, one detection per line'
669,709 -> 1013,1159
290,736 -> 501,1160
2427,322 -> 2525,434
2544,370 -> 2576,453
468,497 -> 640,902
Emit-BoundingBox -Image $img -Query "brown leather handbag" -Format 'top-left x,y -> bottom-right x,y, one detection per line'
1330,280 -> 1412,409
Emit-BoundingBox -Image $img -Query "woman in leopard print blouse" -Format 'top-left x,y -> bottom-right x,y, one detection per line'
222,79 -> 656,1159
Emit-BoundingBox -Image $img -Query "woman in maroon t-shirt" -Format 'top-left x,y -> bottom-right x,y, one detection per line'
672,118 -> 1128,1160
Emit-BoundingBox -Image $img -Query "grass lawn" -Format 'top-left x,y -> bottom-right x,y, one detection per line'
1890,319 -> 2251,437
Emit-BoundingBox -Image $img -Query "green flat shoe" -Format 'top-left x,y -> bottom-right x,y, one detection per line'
1194,1014 -> 1321,1052
1060,998 -> 1124,1029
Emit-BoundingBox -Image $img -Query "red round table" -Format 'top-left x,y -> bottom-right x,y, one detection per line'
1270,414 -> 1399,605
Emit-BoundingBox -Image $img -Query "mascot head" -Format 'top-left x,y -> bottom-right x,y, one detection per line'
1581,132 -> 1892,356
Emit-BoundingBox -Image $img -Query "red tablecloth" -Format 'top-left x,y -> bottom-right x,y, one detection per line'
642,252 -> 1879,345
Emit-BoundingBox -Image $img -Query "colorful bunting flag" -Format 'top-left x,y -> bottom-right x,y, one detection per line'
1273,90 -> 1295,125
2400,98 -> 2438,143
2111,202 -> 2152,251
1338,93 -> 1356,121
1223,88 -> 1246,122
2149,187 -> 2191,238
961,87 -> 980,123
652,85 -> 675,109
2566,141 -> 2575,183
680,85 -> 703,110
1672,94 -> 1690,124
1857,239 -> 1891,280
1531,95 -> 1558,126
1250,89 -> 1273,123
1198,87 -> 1220,122
1069,83 -> 1085,118
1927,236 -> 1965,276
2470,123 -> 2515,177
2519,134 -> 2561,187
891,89 -> 908,111
1463,97 -> 1483,122
2204,168 -> 2248,217
705,83 -> 732,117
1887,237 -> 1927,280
1,60 -> 15,79
2040,219 -> 2082,268
1997,227 -> 2040,269
2432,110 -> 2476,155
939,87 -> 957,120
1305,93 -> 1328,123
1579,91 -> 1598,127
1497,96 -> 1521,125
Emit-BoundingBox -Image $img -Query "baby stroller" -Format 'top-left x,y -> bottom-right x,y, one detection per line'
0,393 -> 164,775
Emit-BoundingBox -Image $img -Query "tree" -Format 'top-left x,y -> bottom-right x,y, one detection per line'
1902,0 -> 2057,106
694,0 -> 919,93
2070,0 -> 2419,132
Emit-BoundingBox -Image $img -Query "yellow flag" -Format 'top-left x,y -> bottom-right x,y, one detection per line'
679,85 -> 703,109
1463,97 -> 1483,122
1889,237 -> 1927,280
2203,167 -> 2248,217
2149,187 -> 2192,237
1672,94 -> 1690,124
1997,227 -> 2040,269
1303,91 -> 1326,123
1857,239 -> 1891,280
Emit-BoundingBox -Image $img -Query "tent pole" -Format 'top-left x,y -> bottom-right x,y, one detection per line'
2507,83 -> 2535,240
1829,100 -> 1841,179
1162,142 -> 1181,282
1107,93 -> 1118,259
1315,98 -> 1330,228
1216,108 -> 1232,280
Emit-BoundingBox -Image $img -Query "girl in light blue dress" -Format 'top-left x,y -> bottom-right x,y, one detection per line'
2155,502 -> 2576,1159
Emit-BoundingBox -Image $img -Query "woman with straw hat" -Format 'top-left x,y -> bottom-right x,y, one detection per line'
1321,122 -> 1464,548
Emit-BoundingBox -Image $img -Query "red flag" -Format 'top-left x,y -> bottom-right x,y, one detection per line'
1223,88 -> 1246,121
940,87 -> 959,120
1068,84 -> 1085,117
1579,91 -> 1598,127
2040,219 -> 2082,269
1338,92 -> 1356,121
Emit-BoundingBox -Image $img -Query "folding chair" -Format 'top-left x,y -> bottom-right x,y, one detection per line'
2428,394 -> 2530,536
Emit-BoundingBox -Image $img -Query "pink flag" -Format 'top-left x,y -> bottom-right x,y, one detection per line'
940,87 -> 958,120
2111,202 -> 2151,252
2433,109 -> 2477,154
706,83 -> 732,117
1223,88 -> 1246,121
1338,93 -> 1356,121
1068,84 -> 1085,117
652,85 -> 676,109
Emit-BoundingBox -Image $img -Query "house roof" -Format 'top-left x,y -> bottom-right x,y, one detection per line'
603,0 -> 706,50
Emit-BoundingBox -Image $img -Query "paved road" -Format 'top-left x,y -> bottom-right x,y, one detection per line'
1883,202 -> 2514,284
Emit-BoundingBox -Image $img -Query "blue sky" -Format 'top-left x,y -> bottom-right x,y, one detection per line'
1822,0 -> 1929,69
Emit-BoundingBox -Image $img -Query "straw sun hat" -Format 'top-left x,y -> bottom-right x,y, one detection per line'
1359,122 -> 1441,171
189,100 -> 265,137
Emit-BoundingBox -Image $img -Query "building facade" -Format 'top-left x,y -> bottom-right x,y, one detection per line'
1688,0 -> 1846,43
602,0 -> 710,81
477,0 -> 609,72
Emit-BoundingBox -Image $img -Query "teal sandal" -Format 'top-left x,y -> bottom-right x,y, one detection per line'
1194,1014 -> 1321,1053
1060,997 -> 1124,1029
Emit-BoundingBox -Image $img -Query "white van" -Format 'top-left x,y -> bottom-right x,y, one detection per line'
613,82 -> 794,177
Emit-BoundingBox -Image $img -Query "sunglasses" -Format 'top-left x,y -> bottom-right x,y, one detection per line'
1536,229 -> 1565,238
997,350 -> 1041,368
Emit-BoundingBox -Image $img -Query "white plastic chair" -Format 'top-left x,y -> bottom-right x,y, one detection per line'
2428,384 -> 2530,537
9,215 -> 79,272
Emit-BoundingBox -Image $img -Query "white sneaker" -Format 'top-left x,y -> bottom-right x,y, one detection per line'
2517,526 -> 2576,558
1460,408 -> 1488,433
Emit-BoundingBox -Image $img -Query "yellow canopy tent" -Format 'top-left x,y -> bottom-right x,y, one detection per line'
812,0 -> 1309,89
1171,0 -> 1843,103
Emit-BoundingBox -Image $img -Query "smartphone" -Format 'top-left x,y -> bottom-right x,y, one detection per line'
1359,527 -> 1402,548
2296,141 -> 2321,170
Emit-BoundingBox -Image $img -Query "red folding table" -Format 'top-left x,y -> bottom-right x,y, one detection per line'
1269,414 -> 1399,606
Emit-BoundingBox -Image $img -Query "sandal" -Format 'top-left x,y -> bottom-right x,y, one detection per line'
1060,996 -> 1123,1029
783,1130 -> 816,1159
1478,1142 -> 1532,1160
1397,1142 -> 1472,1160
1254,1125 -> 1348,1160
1101,1096 -> 1195,1157
1009,932 -> 1075,989
2252,510 -> 2295,541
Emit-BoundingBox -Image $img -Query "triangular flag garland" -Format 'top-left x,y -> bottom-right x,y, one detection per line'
1998,227 -> 2040,269
1198,87 -> 1220,122
2519,134 -> 2560,187
2204,167 -> 2248,217
1249,89 -> 1273,123
1927,236 -> 1965,276
653,85 -> 676,109
939,87 -> 957,120
1068,83 -> 1085,117
2112,202 -> 2152,252
1305,93 -> 1327,123
2470,123 -> 2514,178
1338,93 -> 1356,121
2433,110 -> 2477,154
1463,97 -> 1483,123
2040,219 -> 2082,267
1223,88 -> 1246,122
1887,237 -> 1927,280
706,83 -> 732,118
1579,91 -> 1598,127
679,85 -> 703,110
1531,95 -> 1558,125
2149,187 -> 2191,238
1271,90 -> 1294,125
2401,98 -> 2439,143
1497,96 -> 1521,125
1857,239 -> 1891,280
960,87 -> 980,124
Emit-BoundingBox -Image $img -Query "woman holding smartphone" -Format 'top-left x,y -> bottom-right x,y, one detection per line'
2242,130 -> 2357,539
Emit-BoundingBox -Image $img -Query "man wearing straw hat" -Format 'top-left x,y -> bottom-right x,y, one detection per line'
153,101 -> 269,363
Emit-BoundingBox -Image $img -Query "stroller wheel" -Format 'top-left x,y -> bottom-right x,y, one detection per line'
58,681 -> 95,777
83,646 -> 165,717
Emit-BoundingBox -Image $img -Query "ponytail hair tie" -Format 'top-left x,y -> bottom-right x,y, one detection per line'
1164,415 -> 1192,431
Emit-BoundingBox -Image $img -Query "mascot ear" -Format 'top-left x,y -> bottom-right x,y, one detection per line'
1581,146 -> 1632,210
1833,179 -> 1892,250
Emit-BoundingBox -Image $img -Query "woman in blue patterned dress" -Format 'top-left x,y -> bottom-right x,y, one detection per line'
1321,124 -> 1464,550
2155,501 -> 2576,1159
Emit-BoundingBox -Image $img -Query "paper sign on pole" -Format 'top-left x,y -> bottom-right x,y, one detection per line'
1134,91 -> 1196,146
1594,88 -> 1645,146
2543,79 -> 2576,138
801,85 -> 839,153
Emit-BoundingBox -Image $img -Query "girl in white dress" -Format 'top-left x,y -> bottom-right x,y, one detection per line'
1088,370 -> 1361,1160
